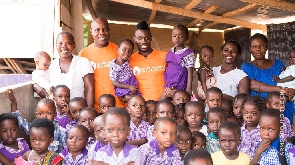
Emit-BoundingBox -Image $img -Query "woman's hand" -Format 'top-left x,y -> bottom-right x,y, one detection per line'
285,88 -> 295,100
33,83 -> 48,98
128,85 -> 138,94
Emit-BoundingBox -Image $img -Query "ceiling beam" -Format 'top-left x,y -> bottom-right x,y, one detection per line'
84,0 -> 97,19
110,0 -> 266,30
184,0 -> 202,10
147,0 -> 162,24
241,0 -> 295,12
187,5 -> 218,27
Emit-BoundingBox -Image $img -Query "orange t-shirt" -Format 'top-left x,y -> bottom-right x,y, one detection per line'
130,49 -> 167,101
79,42 -> 124,110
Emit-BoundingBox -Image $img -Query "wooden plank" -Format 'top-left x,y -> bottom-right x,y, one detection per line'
147,0 -> 162,24
184,0 -> 202,10
9,59 -> 27,74
85,0 -> 97,19
3,58 -> 17,74
19,61 -> 36,68
0,66 -> 35,71
110,0 -> 266,30
60,4 -> 71,28
241,0 -> 295,12
187,5 -> 218,27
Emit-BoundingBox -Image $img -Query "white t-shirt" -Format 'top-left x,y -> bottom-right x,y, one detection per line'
48,55 -> 93,99
277,65 -> 295,89
213,66 -> 247,97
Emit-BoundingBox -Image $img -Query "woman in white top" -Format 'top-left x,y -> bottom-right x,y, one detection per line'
213,40 -> 249,100
34,31 -> 94,107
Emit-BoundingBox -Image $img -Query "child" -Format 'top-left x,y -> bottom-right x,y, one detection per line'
60,125 -> 89,164
88,115 -> 108,160
146,100 -> 175,142
15,118 -> 63,165
32,51 -> 54,98
266,91 -> 294,141
9,90 -> 67,153
78,107 -> 99,149
139,117 -> 181,164
184,149 -> 213,165
221,99 -> 237,123
53,85 -> 71,128
175,103 -> 187,126
184,101 -> 207,135
126,95 -> 149,146
251,108 -> 294,165
206,107 -> 227,154
191,131 -> 206,150
172,90 -> 191,105
211,121 -> 250,165
197,45 -> 216,100
291,113 -> 295,145
160,24 -> 195,100
238,95 -> 265,158
175,125 -> 192,160
93,107 -> 139,164
205,87 -> 223,110
145,100 -> 157,125
109,39 -> 141,102
99,94 -> 116,113
0,113 -> 29,163
233,93 -> 248,126
65,97 -> 88,132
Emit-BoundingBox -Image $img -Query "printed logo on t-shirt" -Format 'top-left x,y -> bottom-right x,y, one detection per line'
133,65 -> 165,75
90,61 -> 111,70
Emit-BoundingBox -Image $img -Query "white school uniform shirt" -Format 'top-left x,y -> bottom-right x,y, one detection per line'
277,65 -> 295,89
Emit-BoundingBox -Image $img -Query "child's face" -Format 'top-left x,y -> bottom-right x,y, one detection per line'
93,117 -> 108,145
69,101 -> 87,121
185,106 -> 204,128
175,131 -> 192,156
172,92 -> 190,105
233,99 -> 243,119
36,56 -> 51,71
30,127 -> 53,155
117,41 -> 133,61
206,92 -> 222,109
79,111 -> 96,134
259,116 -> 280,142
266,95 -> 281,110
127,96 -> 146,119
67,127 -> 88,153
221,102 -> 233,116
146,103 -> 157,125
153,121 -> 177,150
172,27 -> 188,47
56,34 -> 75,58
156,103 -> 174,119
0,119 -> 19,146
53,87 -> 70,109
104,114 -> 130,148
191,136 -> 206,149
99,97 -> 115,113
175,110 -> 187,126
35,103 -> 57,121
242,103 -> 260,127
218,128 -> 240,157
200,48 -> 214,66
208,112 -> 225,137
289,50 -> 295,65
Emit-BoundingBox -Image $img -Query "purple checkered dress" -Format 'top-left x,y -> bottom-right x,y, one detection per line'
127,120 -> 150,140
60,147 -> 88,165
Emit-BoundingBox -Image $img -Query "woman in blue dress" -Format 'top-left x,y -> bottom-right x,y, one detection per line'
241,33 -> 295,124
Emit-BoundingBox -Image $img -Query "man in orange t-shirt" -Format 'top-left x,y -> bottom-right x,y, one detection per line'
79,17 -> 124,111
130,21 -> 167,101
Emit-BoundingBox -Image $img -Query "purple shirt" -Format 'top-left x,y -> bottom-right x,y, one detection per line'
60,147 -> 88,165
65,120 -> 77,132
0,138 -> 29,161
109,59 -> 134,82
54,112 -> 71,128
146,125 -> 155,142
138,140 -> 181,165
127,120 -> 150,140
280,117 -> 294,141
88,141 -> 105,160
170,46 -> 195,68
87,137 -> 96,150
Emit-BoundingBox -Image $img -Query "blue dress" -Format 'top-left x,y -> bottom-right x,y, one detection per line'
241,59 -> 295,124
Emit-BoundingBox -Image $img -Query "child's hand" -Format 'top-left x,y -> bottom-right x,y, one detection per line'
257,139 -> 270,153
125,161 -> 135,165
128,85 -> 138,94
273,76 -> 280,82
50,86 -> 54,93
8,89 -> 16,102
281,67 -> 286,71
62,104 -> 70,115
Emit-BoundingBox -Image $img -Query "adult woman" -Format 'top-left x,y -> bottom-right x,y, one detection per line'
241,33 -> 295,123
213,40 -> 249,100
34,31 -> 94,107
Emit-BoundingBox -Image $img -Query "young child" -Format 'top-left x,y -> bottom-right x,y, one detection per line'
175,125 -> 192,161
99,94 -> 116,113
238,95 -> 265,158
93,107 -> 139,164
0,113 -> 29,163
205,87 -> 223,110
53,85 -> 71,128
175,103 -> 187,126
126,95 -> 149,146
32,51 -> 53,98
191,131 -> 206,150
206,107 -> 227,154
109,39 -> 141,102
160,24 -> 195,100
145,100 -> 157,125
139,117 -> 181,164
78,107 -> 99,149
266,91 -> 294,141
251,108 -> 294,165
9,90 -> 67,153
211,121 -> 250,165
184,101 -> 207,135
291,114 -> 295,145
197,45 -> 216,100
14,118 -> 63,165
65,97 -> 88,132
88,115 -> 108,160
146,100 -> 175,142
233,93 -> 248,126
60,125 -> 89,164
172,90 -> 191,105
184,149 -> 213,165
